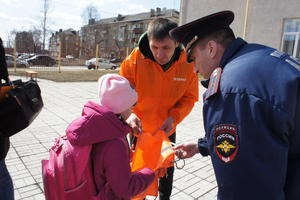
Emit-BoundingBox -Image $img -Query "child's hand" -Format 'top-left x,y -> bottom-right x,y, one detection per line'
126,113 -> 142,134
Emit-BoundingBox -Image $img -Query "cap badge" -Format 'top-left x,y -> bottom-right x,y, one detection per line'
185,35 -> 198,51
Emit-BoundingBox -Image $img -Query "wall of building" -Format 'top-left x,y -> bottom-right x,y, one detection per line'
179,0 -> 247,39
49,29 -> 80,58
179,0 -> 300,49
246,0 -> 300,49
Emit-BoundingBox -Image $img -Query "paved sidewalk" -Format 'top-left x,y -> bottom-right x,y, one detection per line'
6,77 -> 217,200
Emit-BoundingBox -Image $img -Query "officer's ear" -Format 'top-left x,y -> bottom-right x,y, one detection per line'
207,40 -> 218,58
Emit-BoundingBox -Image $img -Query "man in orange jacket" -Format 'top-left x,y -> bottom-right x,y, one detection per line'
120,18 -> 198,200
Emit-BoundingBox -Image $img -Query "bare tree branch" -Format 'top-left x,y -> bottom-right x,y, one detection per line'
81,4 -> 100,24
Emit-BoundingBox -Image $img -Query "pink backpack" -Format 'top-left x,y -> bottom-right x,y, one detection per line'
42,135 -> 97,200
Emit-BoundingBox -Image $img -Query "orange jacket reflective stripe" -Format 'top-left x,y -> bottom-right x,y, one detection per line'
120,48 -> 199,135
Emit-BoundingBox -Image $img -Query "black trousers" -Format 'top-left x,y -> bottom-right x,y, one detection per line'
130,132 -> 176,200
158,132 -> 175,200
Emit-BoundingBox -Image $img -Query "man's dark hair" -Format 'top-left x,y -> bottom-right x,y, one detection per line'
200,28 -> 235,49
147,18 -> 178,40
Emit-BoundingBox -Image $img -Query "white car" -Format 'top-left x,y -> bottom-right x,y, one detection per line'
85,58 -> 118,70
66,55 -> 75,59
5,54 -> 29,68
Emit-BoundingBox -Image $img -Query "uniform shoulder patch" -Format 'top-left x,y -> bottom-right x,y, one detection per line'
270,50 -> 285,58
214,124 -> 239,163
270,50 -> 300,71
203,67 -> 222,101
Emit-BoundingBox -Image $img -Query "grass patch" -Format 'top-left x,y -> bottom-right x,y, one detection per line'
8,69 -> 119,82
8,68 -> 203,82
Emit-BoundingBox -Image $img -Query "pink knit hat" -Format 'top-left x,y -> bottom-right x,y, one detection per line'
98,74 -> 137,114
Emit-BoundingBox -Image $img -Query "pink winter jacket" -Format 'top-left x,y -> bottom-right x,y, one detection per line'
66,101 -> 155,200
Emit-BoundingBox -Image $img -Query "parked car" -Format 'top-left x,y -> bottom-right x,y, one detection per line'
66,55 -> 75,59
85,58 -> 118,70
110,58 -> 122,63
18,53 -> 35,60
5,54 -> 29,68
26,55 -> 56,66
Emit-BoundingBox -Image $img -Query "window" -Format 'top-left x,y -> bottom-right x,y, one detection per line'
5,55 -> 13,62
282,19 -> 300,60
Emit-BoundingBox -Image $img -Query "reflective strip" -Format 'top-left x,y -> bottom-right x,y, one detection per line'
289,56 -> 300,65
285,59 -> 300,71
270,50 -> 285,58
161,146 -> 172,153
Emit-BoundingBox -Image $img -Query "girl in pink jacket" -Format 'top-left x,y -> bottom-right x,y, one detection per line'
66,74 -> 154,200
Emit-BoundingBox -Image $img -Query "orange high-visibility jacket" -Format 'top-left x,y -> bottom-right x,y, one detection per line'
120,48 -> 199,135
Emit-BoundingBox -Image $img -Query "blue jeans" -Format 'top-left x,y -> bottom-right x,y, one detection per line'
0,160 -> 14,200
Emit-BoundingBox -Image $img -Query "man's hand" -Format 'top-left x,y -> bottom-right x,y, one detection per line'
125,113 -> 142,134
160,117 -> 174,134
174,142 -> 199,159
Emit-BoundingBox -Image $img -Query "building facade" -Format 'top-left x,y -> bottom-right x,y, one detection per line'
179,0 -> 300,60
80,8 -> 179,60
49,29 -> 80,58
15,31 -> 35,53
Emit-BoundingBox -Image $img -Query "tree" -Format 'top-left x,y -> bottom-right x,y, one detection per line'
81,4 -> 100,24
7,29 -> 17,48
31,27 -> 42,53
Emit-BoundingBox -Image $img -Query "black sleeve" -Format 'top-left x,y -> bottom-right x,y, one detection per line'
0,37 -> 9,82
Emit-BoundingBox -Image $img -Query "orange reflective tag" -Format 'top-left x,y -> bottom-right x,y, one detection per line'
0,85 -> 13,100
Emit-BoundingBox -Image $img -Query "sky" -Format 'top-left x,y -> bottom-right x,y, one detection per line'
0,0 -> 180,44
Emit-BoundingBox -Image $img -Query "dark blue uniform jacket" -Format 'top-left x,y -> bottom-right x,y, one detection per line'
201,38 -> 300,200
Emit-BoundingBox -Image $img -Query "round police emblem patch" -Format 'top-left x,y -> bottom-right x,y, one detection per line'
214,124 -> 238,163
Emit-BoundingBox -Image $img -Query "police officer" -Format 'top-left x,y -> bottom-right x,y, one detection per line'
170,11 -> 300,200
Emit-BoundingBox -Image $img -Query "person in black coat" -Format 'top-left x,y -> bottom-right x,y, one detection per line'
0,37 -> 14,200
